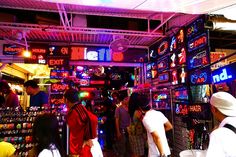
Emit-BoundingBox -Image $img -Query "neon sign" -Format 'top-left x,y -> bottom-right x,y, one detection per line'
3,44 -> 25,55
157,57 -> 169,72
186,18 -> 204,39
174,87 -> 188,100
153,93 -> 168,101
190,68 -> 211,85
158,40 -> 168,56
170,36 -> 177,52
158,72 -> 169,83
188,50 -> 209,70
80,79 -> 90,86
50,94 -> 64,105
171,70 -> 178,85
212,62 -> 236,84
48,46 -> 69,56
48,57 -> 69,67
187,33 -> 208,53
170,53 -> 177,68
189,104 -> 211,120
70,46 -> 119,62
180,67 -> 187,83
175,103 -> 188,116
189,105 -> 202,113
50,69 -> 69,79
51,83 -> 68,93
178,48 -> 186,65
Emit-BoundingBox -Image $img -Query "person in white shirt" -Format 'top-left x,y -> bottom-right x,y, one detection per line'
138,94 -> 173,157
206,92 -> 236,157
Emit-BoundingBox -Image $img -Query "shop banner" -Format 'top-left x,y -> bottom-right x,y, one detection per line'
212,62 -> 236,84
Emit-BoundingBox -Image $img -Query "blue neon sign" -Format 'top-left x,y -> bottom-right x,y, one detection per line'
212,62 -> 236,84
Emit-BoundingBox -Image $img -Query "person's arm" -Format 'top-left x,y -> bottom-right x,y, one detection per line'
151,131 -> 165,156
164,121 -> 173,131
115,108 -> 121,139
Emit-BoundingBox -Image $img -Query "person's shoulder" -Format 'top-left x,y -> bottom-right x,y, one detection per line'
38,149 -> 53,157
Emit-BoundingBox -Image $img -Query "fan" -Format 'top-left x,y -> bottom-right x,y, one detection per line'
109,35 -> 130,52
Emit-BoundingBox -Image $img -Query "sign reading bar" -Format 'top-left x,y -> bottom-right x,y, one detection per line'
212,62 -> 236,84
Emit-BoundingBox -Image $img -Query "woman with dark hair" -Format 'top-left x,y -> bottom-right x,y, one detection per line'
31,113 -> 66,157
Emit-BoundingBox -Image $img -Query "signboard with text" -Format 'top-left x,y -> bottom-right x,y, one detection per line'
3,44 -> 25,55
189,68 -> 211,85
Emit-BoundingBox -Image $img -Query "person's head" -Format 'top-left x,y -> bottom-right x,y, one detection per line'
128,92 -> 140,118
122,96 -> 130,107
63,88 -> 79,108
0,141 -> 16,157
210,91 -> 236,122
0,80 -> 11,94
24,80 -> 39,95
32,113 -> 65,156
137,94 -> 151,112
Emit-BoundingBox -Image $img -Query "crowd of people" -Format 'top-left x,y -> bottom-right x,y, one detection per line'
1,78 -> 236,157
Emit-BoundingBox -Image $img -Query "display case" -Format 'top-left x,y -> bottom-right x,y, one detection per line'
0,107 -> 67,156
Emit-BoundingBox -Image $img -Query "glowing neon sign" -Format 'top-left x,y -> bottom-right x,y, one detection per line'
50,69 -> 69,79
186,18 -> 204,39
212,62 -> 236,84
153,93 -> 168,102
158,40 -> 169,56
180,67 -> 187,84
171,70 -> 178,85
178,48 -> 186,65
170,53 -> 177,68
158,72 -> 169,83
170,36 -> 177,52
187,33 -> 208,53
174,87 -> 188,100
157,57 -> 169,72
175,103 -> 188,116
188,50 -> 209,70
190,68 -> 211,85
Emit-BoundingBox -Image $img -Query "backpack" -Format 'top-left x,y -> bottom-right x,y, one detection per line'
74,104 -> 98,140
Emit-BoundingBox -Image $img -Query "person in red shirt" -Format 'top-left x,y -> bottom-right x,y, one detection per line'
64,88 -> 102,157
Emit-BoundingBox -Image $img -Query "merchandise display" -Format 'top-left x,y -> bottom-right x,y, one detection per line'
0,107 -> 67,156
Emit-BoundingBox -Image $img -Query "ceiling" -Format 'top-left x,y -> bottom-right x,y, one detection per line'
0,0 -> 235,55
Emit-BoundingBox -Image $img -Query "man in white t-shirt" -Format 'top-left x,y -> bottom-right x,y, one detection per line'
137,94 -> 173,157
206,92 -> 236,157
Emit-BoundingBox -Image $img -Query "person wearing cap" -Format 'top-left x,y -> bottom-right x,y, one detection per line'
206,91 -> 236,157
138,94 -> 173,157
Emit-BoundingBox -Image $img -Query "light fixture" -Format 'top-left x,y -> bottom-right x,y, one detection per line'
23,50 -> 32,58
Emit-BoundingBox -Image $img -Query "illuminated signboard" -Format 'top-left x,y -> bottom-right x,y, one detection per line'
152,92 -> 168,102
146,63 -> 152,71
189,68 -> 211,85
186,17 -> 205,39
171,70 -> 178,85
80,79 -> 90,86
174,86 -> 188,100
25,45 -> 47,64
158,72 -> 169,83
187,33 -> 208,53
157,57 -> 169,72
48,57 -> 69,67
157,40 -> 169,56
176,29 -> 185,48
48,46 -> 70,56
146,71 -> 152,79
189,103 -> 211,120
50,94 -> 64,106
211,52 -> 228,69
149,49 -> 157,61
170,53 -> 177,68
178,47 -> 186,65
50,69 -> 69,79
3,44 -> 24,55
175,103 -> 188,116
170,36 -> 177,52
187,49 -> 210,70
212,62 -> 236,84
51,83 -> 68,93
179,67 -> 187,84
